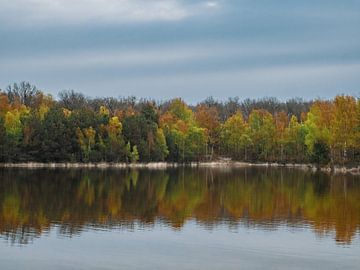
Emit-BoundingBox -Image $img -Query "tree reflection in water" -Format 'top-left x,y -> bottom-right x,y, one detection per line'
0,168 -> 359,245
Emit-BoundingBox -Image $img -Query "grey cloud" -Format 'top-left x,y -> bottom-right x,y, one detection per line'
0,0 -> 220,27
0,0 -> 359,101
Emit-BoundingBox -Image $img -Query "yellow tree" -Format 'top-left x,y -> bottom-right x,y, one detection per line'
330,96 -> 357,163
0,93 -> 10,117
104,116 -> 127,161
221,112 -> 251,160
274,111 -> 289,162
248,109 -> 276,161
33,93 -> 53,120
4,111 -> 21,137
107,116 -> 122,140
304,101 -> 334,164
285,115 -> 306,162
160,99 -> 206,161
76,127 -> 96,161
304,101 -> 333,150
356,99 -> 360,153
195,105 -> 220,159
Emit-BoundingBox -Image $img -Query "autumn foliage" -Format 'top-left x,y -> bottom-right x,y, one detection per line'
0,82 -> 359,165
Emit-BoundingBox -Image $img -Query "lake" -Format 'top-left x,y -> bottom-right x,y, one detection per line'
0,167 -> 359,269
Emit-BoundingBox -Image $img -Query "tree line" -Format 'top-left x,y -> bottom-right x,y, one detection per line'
0,82 -> 359,165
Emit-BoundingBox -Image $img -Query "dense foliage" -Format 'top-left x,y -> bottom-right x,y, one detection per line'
0,82 -> 359,165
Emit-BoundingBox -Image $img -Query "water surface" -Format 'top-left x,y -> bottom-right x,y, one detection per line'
0,168 -> 359,269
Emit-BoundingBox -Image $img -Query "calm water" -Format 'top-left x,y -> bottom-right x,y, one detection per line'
0,167 -> 359,269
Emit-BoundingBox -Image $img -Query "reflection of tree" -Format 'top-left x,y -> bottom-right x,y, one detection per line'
0,168 -> 359,245
159,169 -> 206,227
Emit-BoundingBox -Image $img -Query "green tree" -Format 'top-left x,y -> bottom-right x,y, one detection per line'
304,101 -> 333,164
160,99 -> 206,161
221,112 -> 251,160
104,116 -> 126,162
0,117 -> 7,161
40,108 -> 75,162
123,103 -> 168,162
284,115 -> 307,162
130,145 -> 139,163
248,110 -> 276,161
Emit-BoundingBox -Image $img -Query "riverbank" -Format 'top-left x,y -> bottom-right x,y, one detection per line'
0,161 -> 359,174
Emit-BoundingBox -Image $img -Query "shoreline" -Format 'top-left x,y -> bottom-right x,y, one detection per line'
0,161 -> 359,174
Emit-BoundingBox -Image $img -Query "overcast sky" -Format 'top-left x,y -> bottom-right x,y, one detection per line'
0,0 -> 359,102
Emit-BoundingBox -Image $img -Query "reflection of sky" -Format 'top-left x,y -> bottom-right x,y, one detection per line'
0,222 -> 359,269
0,0 -> 359,102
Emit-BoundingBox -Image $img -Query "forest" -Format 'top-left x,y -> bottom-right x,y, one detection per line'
0,82 -> 359,165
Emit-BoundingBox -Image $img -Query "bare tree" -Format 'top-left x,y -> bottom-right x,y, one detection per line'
6,82 -> 40,107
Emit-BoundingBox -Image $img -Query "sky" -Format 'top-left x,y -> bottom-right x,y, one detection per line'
0,0 -> 359,103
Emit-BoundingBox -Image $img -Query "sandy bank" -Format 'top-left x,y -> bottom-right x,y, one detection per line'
0,161 -> 359,174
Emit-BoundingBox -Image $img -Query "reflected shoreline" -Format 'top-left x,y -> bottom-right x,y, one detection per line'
0,167 -> 359,245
